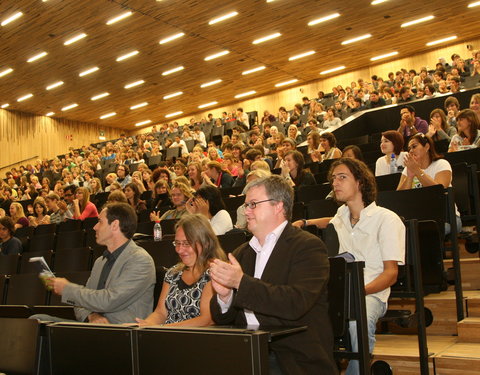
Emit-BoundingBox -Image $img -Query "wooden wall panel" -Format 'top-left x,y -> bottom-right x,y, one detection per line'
134,37 -> 480,135
0,110 -> 122,176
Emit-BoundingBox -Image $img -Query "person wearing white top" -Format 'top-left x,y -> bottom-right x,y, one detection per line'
375,130 -> 408,176
192,126 -> 207,148
171,136 -> 189,155
329,159 -> 405,375
209,176 -> 336,374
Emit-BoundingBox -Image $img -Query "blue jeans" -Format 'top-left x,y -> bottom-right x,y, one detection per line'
346,295 -> 386,375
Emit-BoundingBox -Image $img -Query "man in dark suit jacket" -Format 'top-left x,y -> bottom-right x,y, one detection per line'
210,175 -> 337,375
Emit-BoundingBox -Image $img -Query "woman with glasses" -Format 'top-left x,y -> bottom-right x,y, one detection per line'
150,181 -> 193,222
136,214 -> 227,326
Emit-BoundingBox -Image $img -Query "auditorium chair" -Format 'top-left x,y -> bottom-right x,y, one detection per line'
28,233 -> 55,253
375,173 -> 401,192
55,230 -> 86,250
217,231 -> 248,254
56,219 -> 82,233
81,217 -> 98,231
19,250 -> 54,274
6,273 -> 49,306
54,247 -> 92,273
136,239 -> 179,270
34,223 -> 57,236
0,254 -> 20,276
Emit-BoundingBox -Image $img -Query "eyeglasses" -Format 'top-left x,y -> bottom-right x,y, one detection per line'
243,199 -> 275,210
172,240 -> 191,248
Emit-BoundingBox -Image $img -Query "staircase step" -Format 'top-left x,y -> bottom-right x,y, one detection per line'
443,257 -> 480,290
434,341 -> 480,374
458,317 -> 480,343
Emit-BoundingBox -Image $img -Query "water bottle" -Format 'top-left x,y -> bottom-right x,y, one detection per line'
153,221 -> 162,241
390,153 -> 397,174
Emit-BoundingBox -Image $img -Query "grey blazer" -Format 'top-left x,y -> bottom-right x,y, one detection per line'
62,240 -> 156,324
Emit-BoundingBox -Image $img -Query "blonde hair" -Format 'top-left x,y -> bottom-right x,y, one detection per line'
10,202 -> 26,223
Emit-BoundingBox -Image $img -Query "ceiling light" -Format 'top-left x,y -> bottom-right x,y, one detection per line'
320,66 -> 346,75
1,11 -> 23,26
163,91 -> 183,100
165,111 -> 183,118
27,51 -> 48,63
341,34 -> 372,45
61,103 -> 78,111
124,79 -> 145,89
204,50 -> 230,61
135,120 -> 152,126
242,66 -> 266,75
275,79 -> 298,87
162,66 -> 184,75
17,93 -> 33,102
401,15 -> 434,28
100,112 -> 116,119
235,90 -> 256,98
289,51 -> 316,61
116,50 -> 139,61
308,13 -> 340,26
468,1 -> 480,7
371,51 -> 398,61
130,102 -> 148,110
371,0 -> 388,4
159,32 -> 185,44
198,101 -> 218,109
46,81 -> 64,90
45,112 -> 54,117
208,11 -> 239,25
64,33 -> 87,45
91,92 -> 110,100
1,103 -> 9,108
252,32 -> 281,45
0,68 -> 13,77
426,35 -> 457,46
106,11 -> 132,25
200,79 -> 222,88
79,66 -> 99,77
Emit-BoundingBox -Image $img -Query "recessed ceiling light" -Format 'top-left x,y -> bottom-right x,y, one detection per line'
130,102 -> 148,110
165,111 -> 183,118
204,50 -> 230,61
468,1 -> 480,7
208,11 -> 239,25
79,66 -> 99,77
1,103 -> 9,108
198,101 -> 218,109
252,32 -> 281,45
116,50 -> 139,61
200,79 -> 222,88
163,91 -> 183,100
371,0 -> 388,4
242,66 -> 266,75
135,119 -> 152,126
61,103 -> 78,111
106,11 -> 132,25
275,79 -> 298,87
100,112 -> 116,119
341,34 -> 372,45
17,93 -> 33,102
289,51 -> 316,61
320,66 -> 346,75
46,81 -> 64,90
0,68 -> 13,77
159,32 -> 185,44
370,51 -> 398,61
1,11 -> 23,27
162,66 -> 184,75
45,112 -> 55,117
401,15 -> 434,28
124,79 -> 145,89
91,92 -> 110,101
64,33 -> 87,45
27,51 -> 48,63
426,35 -> 457,46
235,90 -> 256,98
308,13 -> 340,26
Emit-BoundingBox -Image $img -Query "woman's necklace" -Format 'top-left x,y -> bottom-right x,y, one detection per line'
350,215 -> 360,228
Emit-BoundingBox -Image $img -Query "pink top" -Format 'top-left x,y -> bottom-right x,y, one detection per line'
76,201 -> 99,220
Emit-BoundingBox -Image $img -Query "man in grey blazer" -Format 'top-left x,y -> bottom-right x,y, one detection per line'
33,203 -> 155,324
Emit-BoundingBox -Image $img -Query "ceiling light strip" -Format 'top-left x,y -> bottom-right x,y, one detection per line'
130,102 -> 148,110
1,103 -> 9,108
235,90 -> 256,98
204,51 -> 230,61
79,66 -> 99,77
242,66 -> 265,75
159,32 -> 185,44
426,35 -> 457,46
61,103 -> 78,111
91,92 -> 110,100
200,79 -> 222,88
341,34 -> 372,45
252,32 -> 281,45
370,51 -> 398,61
1,11 -> 23,26
46,81 -> 64,90
165,111 -> 183,118
162,66 -> 184,75
198,101 -> 218,109
116,50 -> 139,61
275,79 -> 298,87
106,11 -> 132,25
17,93 -> 33,102
320,66 -> 346,75
401,15 -> 434,28
0,68 -> 13,77
289,51 -> 315,61
27,52 -> 48,63
100,112 -> 116,119
208,11 -> 239,25
64,33 -> 87,45
308,13 -> 340,26
45,112 -> 55,117
124,80 -> 145,89
135,120 -> 152,126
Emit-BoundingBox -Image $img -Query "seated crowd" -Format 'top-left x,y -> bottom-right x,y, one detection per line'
0,52 -> 479,374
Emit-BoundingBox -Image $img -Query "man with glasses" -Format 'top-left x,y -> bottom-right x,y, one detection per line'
31,203 -> 155,324
209,175 -> 336,374
57,184 -> 76,220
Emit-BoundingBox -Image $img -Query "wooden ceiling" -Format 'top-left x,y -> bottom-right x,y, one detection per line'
0,0 -> 478,130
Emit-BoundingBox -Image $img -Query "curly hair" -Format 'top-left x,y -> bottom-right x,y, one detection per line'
328,158 -> 377,206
